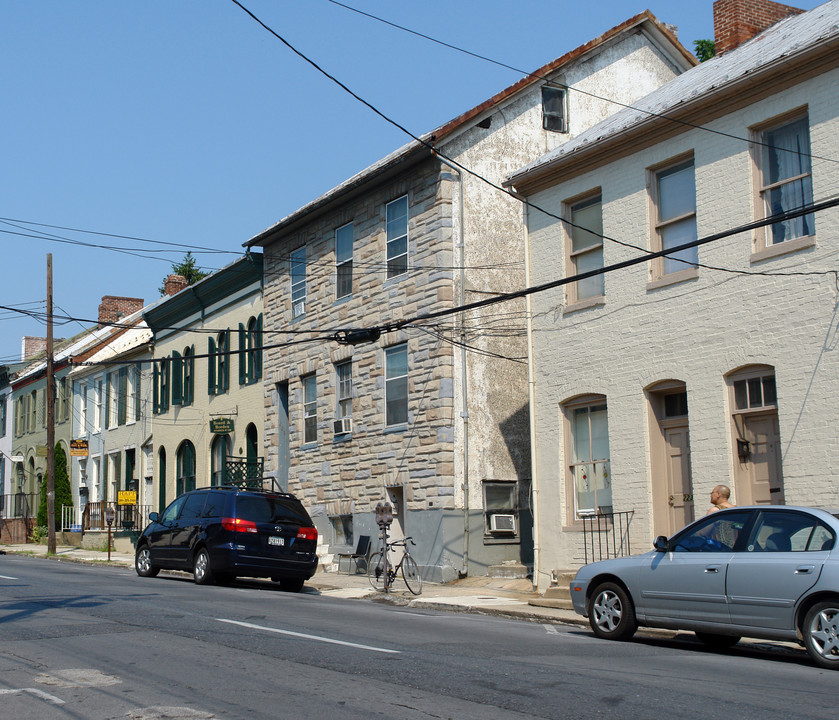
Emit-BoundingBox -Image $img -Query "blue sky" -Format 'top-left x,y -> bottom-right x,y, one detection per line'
0,0 -> 822,364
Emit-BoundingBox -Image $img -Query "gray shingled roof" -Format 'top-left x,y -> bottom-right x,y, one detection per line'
509,0 -> 839,184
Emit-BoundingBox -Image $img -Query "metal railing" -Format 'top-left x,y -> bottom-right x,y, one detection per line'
0,492 -> 39,519
581,510 -> 634,564
225,456 -> 264,488
63,501 -> 152,532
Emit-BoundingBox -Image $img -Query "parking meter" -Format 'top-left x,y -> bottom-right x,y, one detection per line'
104,506 -> 115,562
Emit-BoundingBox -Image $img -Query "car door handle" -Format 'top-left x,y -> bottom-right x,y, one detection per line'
795,566 -> 815,574
705,565 -> 721,573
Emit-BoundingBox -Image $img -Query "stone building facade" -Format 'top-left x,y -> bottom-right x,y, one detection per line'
247,13 -> 695,581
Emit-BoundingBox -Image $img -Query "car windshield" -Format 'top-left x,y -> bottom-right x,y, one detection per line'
237,495 -> 311,525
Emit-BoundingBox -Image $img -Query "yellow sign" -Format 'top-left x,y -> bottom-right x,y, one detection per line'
36,445 -> 49,457
118,491 -> 137,506
70,439 -> 89,457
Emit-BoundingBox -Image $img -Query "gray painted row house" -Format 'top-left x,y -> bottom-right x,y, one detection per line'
245,13 -> 695,581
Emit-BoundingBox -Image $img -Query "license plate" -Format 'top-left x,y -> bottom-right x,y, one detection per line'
268,536 -> 284,547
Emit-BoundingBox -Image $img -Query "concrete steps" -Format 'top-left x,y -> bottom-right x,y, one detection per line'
528,570 -> 577,610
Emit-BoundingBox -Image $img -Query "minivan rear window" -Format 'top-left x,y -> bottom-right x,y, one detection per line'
237,495 -> 311,525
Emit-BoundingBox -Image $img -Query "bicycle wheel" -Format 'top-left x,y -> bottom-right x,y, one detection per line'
401,555 -> 422,595
367,551 -> 385,591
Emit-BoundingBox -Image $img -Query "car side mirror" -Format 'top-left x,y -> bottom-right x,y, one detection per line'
653,536 -> 669,552
148,512 -> 159,523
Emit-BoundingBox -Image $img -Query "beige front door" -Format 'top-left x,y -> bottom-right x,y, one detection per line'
663,422 -> 694,534
739,413 -> 784,505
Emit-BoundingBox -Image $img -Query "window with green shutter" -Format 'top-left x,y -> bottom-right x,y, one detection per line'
171,351 -> 183,405
117,367 -> 128,426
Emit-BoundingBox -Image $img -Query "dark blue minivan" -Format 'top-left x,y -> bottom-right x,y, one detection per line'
135,486 -> 318,591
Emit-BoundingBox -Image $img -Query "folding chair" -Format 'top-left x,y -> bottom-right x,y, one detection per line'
336,534 -> 371,574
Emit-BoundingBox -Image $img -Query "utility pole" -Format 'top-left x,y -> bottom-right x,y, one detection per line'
46,254 -> 56,555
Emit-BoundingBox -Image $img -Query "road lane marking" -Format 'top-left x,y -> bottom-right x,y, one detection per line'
0,688 -> 65,705
217,618 -> 401,654
0,574 -> 18,580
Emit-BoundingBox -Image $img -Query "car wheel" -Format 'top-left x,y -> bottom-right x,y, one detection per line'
279,578 -> 305,593
588,582 -> 637,641
803,601 -> 839,669
193,548 -> 214,585
135,545 -> 159,578
695,632 -> 740,649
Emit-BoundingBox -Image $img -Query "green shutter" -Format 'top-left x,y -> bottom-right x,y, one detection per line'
117,367 -> 128,426
171,351 -> 182,405
255,313 -> 263,380
208,337 -> 216,395
135,365 -> 141,421
187,346 -> 195,404
222,331 -> 230,392
153,363 -> 160,414
238,323 -> 246,385
104,373 -> 111,427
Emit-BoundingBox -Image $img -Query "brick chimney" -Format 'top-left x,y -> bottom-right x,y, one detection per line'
21,336 -> 47,361
714,0 -> 804,55
163,274 -> 188,297
98,295 -> 144,329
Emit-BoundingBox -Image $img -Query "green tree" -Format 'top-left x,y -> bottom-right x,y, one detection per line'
693,39 -> 716,62
37,443 -> 73,530
159,252 -> 208,295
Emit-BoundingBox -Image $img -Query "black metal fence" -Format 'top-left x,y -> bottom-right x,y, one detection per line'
581,510 -> 634,564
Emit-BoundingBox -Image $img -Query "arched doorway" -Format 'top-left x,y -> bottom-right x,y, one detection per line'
211,434 -> 231,486
727,365 -> 783,505
246,423 -> 258,481
158,447 -> 167,512
176,441 -> 196,496
647,380 -> 694,536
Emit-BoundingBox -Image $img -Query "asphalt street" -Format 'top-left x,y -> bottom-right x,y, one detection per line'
0,554 -> 833,719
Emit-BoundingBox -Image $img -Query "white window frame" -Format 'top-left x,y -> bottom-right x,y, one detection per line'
751,109 -> 815,260
93,378 -> 103,432
565,191 -> 604,307
302,374 -> 317,444
291,246 -> 306,319
335,361 -> 352,420
336,223 -> 353,299
541,85 -> 567,133
565,396 -> 612,521
386,196 -> 408,279
78,382 -> 87,433
385,344 -> 408,427
648,155 -> 699,286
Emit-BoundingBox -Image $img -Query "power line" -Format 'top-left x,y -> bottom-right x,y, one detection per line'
231,0 -> 835,286
326,0 -> 839,167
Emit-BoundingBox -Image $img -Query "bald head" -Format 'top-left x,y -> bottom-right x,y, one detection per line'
713,485 -> 731,500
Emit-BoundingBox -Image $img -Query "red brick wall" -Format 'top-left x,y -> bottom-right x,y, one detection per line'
98,295 -> 144,328
714,0 -> 804,54
21,336 -> 47,360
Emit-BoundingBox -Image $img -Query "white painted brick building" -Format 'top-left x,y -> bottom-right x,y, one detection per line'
508,0 -> 839,589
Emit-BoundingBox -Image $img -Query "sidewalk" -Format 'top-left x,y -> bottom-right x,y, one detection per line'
0,542 -> 585,627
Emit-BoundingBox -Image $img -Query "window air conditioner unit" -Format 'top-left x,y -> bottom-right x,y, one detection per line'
490,513 -> 516,533
333,417 -> 353,435
293,300 -> 305,317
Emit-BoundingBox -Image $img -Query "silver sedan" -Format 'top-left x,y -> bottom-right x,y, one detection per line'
570,506 -> 839,669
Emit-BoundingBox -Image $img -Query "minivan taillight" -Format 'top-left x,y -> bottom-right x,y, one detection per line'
296,526 -> 318,541
222,517 -> 258,533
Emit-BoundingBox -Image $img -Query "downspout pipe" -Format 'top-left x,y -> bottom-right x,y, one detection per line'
521,196 -> 541,590
434,152 -> 469,577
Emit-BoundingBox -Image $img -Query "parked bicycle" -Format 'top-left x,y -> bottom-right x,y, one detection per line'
367,536 -> 422,595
